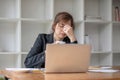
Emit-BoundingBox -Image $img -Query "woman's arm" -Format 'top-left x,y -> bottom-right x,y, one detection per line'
24,34 -> 46,68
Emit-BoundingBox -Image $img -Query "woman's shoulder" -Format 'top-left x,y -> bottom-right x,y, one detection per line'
38,33 -> 53,37
38,33 -> 53,40
38,33 -> 53,43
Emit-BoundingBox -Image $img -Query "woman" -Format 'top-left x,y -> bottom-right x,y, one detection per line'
24,12 -> 78,68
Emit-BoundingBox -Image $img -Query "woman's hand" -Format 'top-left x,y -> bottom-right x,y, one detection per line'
63,25 -> 76,42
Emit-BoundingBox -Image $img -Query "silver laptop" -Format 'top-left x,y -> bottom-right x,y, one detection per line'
45,44 -> 91,73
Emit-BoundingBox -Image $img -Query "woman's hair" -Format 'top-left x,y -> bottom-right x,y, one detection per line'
52,12 -> 75,32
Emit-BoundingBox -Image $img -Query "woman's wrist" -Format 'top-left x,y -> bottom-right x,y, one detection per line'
70,36 -> 77,42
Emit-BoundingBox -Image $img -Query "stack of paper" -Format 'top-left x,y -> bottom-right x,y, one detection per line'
5,68 -> 43,73
88,66 -> 120,73
88,69 -> 119,73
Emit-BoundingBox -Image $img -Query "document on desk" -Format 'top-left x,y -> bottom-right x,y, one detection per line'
88,67 -> 120,73
5,68 -> 43,73
88,69 -> 119,73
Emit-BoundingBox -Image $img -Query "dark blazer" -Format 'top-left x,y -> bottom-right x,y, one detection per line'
24,33 -> 77,68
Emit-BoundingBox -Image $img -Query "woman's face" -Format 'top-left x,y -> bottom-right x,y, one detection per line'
54,20 -> 71,39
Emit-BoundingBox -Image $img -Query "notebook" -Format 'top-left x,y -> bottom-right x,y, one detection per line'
45,44 -> 91,73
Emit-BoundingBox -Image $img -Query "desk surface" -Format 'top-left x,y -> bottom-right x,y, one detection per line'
0,66 -> 120,80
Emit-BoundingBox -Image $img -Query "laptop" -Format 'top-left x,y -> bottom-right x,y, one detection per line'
45,44 -> 91,73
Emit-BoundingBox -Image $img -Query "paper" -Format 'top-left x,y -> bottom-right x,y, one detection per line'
100,67 -> 112,69
88,69 -> 119,73
40,68 -> 45,71
6,68 -> 40,73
